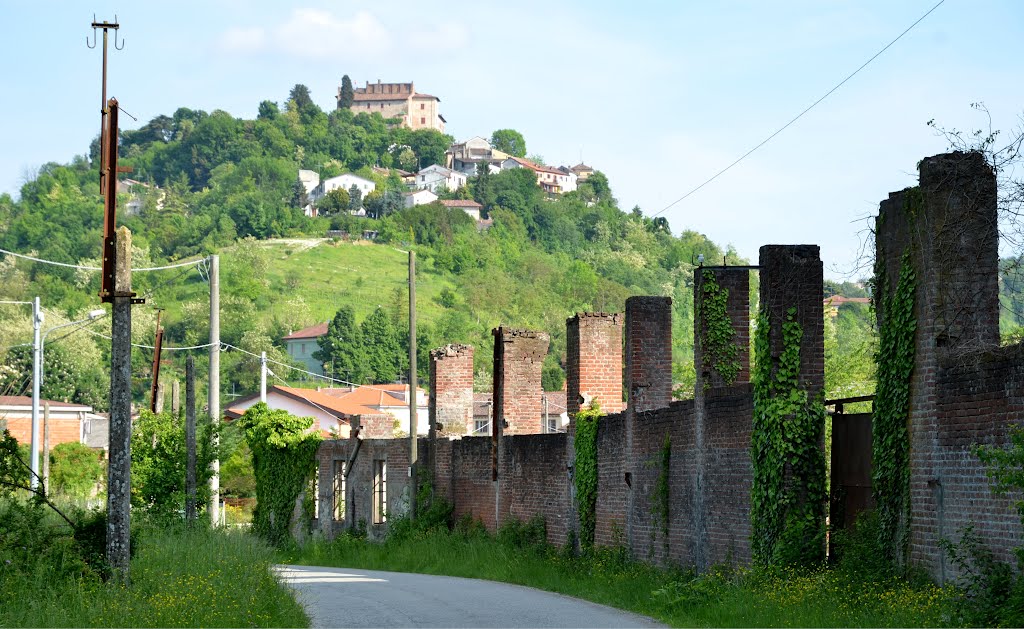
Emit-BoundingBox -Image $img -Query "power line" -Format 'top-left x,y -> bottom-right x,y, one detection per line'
651,0 -> 946,219
0,247 -> 208,272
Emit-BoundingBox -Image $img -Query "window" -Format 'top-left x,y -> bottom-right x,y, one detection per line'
332,460 -> 346,520
301,343 -> 306,355
381,103 -> 384,109
372,460 -> 387,524
420,103 -> 425,110
474,418 -> 490,435
420,117 -> 426,125
311,471 -> 319,517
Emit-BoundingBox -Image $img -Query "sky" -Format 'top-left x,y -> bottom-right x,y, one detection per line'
2,1 -> 1023,280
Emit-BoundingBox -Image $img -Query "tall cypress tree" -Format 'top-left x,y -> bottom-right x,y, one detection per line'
314,307 -> 367,383
339,75 -> 354,109
361,307 -> 402,383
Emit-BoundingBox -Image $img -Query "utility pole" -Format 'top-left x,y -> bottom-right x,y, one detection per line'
171,380 -> 180,418
149,310 -> 164,413
87,17 -> 122,198
185,355 -> 197,525
260,351 -> 267,402
42,402 -> 50,495
408,250 -> 418,520
107,225 -> 134,582
29,296 -> 42,489
208,254 -> 220,526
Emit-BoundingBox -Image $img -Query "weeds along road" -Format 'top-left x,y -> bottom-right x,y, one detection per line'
274,564 -> 665,628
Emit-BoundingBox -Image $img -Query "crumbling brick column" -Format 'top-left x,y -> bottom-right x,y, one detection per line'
429,344 -> 474,436
624,296 -> 673,413
492,327 -> 549,436
758,246 -> 824,395
566,312 -> 623,418
694,268 -> 750,391
876,151 -> 1001,580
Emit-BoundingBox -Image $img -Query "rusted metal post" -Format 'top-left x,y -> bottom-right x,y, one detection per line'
185,355 -> 197,525
100,99 -> 120,303
107,225 -> 133,582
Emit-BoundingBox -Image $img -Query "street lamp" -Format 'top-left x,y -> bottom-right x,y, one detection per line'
30,308 -> 106,487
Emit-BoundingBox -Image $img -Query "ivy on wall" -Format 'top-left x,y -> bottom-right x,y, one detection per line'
651,434 -> 671,542
872,253 -> 916,563
237,402 -> 322,547
751,307 -> 827,566
699,270 -> 742,386
574,401 -> 603,550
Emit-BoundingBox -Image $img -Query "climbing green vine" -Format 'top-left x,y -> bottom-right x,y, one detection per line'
699,271 -> 742,386
574,401 -> 603,550
872,253 -> 916,563
751,307 -> 827,566
237,402 -> 322,547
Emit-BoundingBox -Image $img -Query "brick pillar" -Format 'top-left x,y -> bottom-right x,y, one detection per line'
566,312 -> 623,418
492,327 -> 549,436
876,151 -> 999,580
694,268 -> 750,391
429,344 -> 474,436
758,246 -> 824,395
624,296 -> 673,413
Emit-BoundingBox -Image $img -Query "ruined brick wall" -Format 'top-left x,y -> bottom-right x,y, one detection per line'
876,151 -> 1016,580
500,434 -> 571,544
429,344 -> 474,436
593,412 -> 627,547
566,313 -> 623,417
449,436 -> 498,530
702,384 -> 754,565
624,297 -> 673,413
492,327 -> 549,435
694,268 -> 751,389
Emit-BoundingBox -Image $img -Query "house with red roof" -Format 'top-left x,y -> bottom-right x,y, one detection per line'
224,385 -> 392,439
320,384 -> 429,436
0,396 -> 104,452
500,156 -> 578,194
439,199 -> 483,221
283,322 -> 328,376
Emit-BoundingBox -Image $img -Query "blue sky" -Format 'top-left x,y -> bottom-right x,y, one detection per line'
3,1 -> 1023,279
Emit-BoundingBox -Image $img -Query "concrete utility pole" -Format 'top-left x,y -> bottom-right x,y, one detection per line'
408,250 -> 418,520
107,225 -> 133,582
171,380 -> 180,417
185,355 -> 197,525
42,402 -> 50,494
260,351 -> 267,402
29,296 -> 42,489
208,254 -> 220,525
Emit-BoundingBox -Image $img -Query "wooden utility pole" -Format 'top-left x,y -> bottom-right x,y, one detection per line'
42,402 -> 50,495
185,355 -> 197,525
107,225 -> 134,582
408,250 -> 418,520
208,254 -> 220,526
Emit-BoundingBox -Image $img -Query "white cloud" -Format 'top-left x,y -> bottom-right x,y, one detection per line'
218,9 -> 391,59
409,22 -> 469,52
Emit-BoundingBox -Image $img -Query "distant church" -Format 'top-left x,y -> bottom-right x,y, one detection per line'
339,80 -> 445,133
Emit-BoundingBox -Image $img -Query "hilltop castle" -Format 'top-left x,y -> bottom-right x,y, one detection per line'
338,80 -> 445,133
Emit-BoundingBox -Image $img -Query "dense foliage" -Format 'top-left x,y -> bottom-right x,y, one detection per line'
237,403 -> 321,547
573,402 -> 603,550
131,410 -> 216,520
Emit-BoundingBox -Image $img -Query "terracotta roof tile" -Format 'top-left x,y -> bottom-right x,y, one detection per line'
440,200 -> 483,208
283,322 -> 328,340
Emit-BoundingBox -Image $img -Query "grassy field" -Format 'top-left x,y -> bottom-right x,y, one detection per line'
156,238 -> 454,334
0,523 -> 308,628
284,524 -> 961,628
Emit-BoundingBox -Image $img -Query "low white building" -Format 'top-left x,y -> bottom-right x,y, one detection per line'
309,173 -> 376,205
440,199 -> 483,221
404,188 -> 438,208
500,157 -> 578,194
413,165 -> 467,193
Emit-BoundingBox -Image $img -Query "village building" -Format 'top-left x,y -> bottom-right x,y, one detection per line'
412,164 -> 467,194
224,385 -> 384,439
0,396 -> 105,452
501,156 -> 578,194
569,163 -> 595,181
283,322 -> 328,376
446,136 -> 508,176
307,173 -> 376,207
439,199 -> 484,221
339,80 -> 445,133
403,188 -> 438,208
320,384 -> 428,436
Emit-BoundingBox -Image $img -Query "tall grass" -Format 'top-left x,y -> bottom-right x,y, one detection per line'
284,520 -> 960,628
1,522 -> 308,628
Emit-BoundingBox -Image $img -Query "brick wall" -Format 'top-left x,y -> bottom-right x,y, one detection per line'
500,434 -> 571,544
875,151 -> 1017,581
694,268 -> 751,389
565,313 -> 623,417
5,417 -> 82,451
429,344 -> 475,436
492,327 -> 549,436
624,297 -> 673,413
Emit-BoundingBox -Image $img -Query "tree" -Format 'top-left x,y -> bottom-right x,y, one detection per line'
398,147 -> 417,172
361,308 -> 402,383
348,184 -> 363,212
49,442 -> 103,498
318,187 -> 350,215
288,84 -> 313,112
491,129 -> 526,158
339,75 -> 354,109
314,307 -> 368,383
131,410 -> 215,519
257,100 -> 279,120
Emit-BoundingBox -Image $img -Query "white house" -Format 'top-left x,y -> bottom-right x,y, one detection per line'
440,199 -> 483,221
446,136 -> 508,176
224,386 -> 384,439
413,165 -> 467,193
320,385 -> 429,436
309,173 -> 376,205
403,188 -> 438,208
500,157 -> 577,194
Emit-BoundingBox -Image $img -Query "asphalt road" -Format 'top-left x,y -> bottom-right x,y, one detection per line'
274,564 -> 665,628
